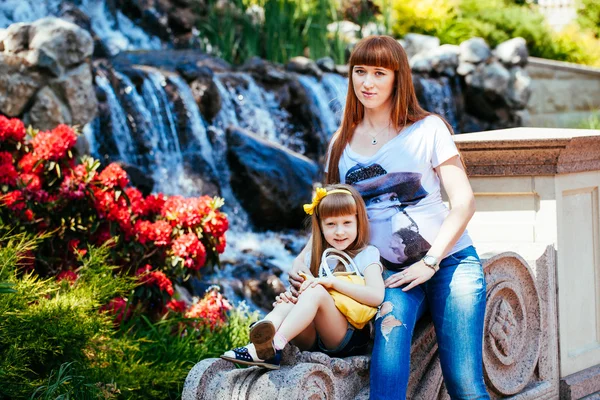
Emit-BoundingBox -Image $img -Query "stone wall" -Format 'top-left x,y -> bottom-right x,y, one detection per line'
525,57 -> 600,128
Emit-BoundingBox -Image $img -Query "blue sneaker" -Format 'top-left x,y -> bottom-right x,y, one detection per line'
221,345 -> 282,370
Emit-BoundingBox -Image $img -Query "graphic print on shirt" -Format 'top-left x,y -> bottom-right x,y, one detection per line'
345,163 -> 432,270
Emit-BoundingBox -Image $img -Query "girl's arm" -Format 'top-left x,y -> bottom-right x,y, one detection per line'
302,263 -> 385,307
386,155 -> 475,290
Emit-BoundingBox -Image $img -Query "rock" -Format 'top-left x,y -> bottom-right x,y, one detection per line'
121,163 -> 154,196
429,44 -> 460,76
286,56 -> 323,79
335,64 -> 349,77
402,33 -> 440,59
226,127 -> 319,230
188,68 -> 222,122
505,66 -> 532,109
27,86 -> 72,130
239,56 -> 289,84
0,53 -> 45,116
49,63 -> 97,126
25,17 -> 93,77
457,62 -> 476,76
228,262 -> 286,312
316,57 -> 336,73
112,49 -> 231,74
459,37 -> 491,64
3,22 -> 30,53
409,53 -> 433,73
482,61 -> 511,97
495,37 -> 528,67
327,21 -> 361,44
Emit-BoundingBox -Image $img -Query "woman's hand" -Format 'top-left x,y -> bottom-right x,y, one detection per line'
273,290 -> 297,306
384,260 -> 435,291
288,254 -> 308,297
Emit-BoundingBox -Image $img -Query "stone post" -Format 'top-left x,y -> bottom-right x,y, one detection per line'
455,127 -> 600,398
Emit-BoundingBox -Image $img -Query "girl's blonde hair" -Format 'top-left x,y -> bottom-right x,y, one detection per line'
326,35 -> 456,183
308,183 -> 370,277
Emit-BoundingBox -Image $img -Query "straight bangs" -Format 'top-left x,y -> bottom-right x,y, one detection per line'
349,35 -> 401,71
317,194 -> 357,220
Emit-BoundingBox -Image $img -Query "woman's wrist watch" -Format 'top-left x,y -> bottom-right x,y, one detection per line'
422,255 -> 439,272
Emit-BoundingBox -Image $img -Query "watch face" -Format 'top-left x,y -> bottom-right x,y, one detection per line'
424,256 -> 438,267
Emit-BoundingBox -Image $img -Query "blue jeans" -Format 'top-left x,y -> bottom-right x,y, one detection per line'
370,246 -> 489,399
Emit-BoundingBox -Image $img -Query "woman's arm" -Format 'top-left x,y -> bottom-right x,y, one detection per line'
386,155 -> 475,290
302,263 -> 385,307
427,154 -> 476,259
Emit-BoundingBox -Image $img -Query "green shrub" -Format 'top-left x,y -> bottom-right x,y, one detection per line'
578,0 -> 600,38
0,231 -> 256,399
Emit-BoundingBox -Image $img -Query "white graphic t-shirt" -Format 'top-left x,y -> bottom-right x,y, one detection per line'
329,115 -> 473,271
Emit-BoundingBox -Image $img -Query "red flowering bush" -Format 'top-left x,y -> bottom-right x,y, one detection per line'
185,286 -> 233,329
0,117 -> 230,322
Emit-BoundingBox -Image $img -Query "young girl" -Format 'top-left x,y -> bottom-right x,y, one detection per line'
221,183 -> 384,369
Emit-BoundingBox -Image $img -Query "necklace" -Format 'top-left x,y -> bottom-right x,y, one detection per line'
367,122 -> 391,145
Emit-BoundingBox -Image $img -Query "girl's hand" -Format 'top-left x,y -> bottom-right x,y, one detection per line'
300,277 -> 335,293
384,260 -> 435,291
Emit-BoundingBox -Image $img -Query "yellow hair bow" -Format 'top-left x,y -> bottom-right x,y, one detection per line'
303,188 -> 352,215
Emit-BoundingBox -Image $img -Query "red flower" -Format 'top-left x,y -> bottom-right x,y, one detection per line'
135,219 -> 172,246
59,165 -> 91,200
171,233 -> 207,270
203,210 -> 229,237
18,153 -> 43,174
185,288 -> 232,328
215,235 -> 226,254
100,297 -> 131,324
144,193 -> 167,214
68,239 -> 87,256
97,163 -> 129,189
125,187 -> 145,215
166,299 -> 187,313
0,115 -> 26,142
0,152 -> 17,185
30,124 -> 77,161
56,270 -> 78,283
1,190 -> 25,211
24,209 -> 34,221
19,173 -> 42,191
161,196 -> 203,228
136,265 -> 174,296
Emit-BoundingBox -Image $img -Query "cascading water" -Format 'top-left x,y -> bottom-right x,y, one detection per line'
0,0 -> 163,55
417,76 -> 459,132
321,72 -> 349,127
93,73 -> 138,165
297,75 -> 340,140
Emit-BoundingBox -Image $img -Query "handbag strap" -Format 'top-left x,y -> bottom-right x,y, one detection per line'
319,248 -> 364,278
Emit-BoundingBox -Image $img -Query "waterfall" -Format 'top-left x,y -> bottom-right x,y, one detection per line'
297,75 -> 340,140
168,75 -> 217,174
93,74 -> 138,165
418,76 -> 459,132
0,0 -> 163,55
321,72 -> 348,126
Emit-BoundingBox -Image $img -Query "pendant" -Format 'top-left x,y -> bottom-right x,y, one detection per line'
371,138 -> 377,145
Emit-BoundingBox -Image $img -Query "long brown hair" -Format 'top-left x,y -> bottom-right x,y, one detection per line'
326,35 -> 455,184
308,184 -> 370,277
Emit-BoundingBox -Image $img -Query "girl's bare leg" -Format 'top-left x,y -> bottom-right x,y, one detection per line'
277,285 -> 348,349
263,301 -> 294,330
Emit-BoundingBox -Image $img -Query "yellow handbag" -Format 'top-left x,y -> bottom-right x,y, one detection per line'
319,248 -> 378,329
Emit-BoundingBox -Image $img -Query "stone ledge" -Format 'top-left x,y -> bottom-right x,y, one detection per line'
560,364 -> 600,399
454,128 -> 600,175
528,57 -> 600,78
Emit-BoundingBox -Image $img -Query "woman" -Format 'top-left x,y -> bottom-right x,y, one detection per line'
286,35 -> 489,399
